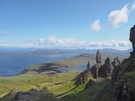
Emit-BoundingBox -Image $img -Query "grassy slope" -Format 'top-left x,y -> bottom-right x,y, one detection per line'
0,71 -> 107,101
126,71 -> 135,96
0,71 -> 79,96
62,79 -> 107,101
20,53 -> 127,75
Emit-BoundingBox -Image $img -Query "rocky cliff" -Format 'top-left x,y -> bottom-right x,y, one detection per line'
94,22 -> 135,100
95,55 -> 135,101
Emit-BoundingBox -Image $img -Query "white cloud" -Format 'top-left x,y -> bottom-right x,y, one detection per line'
131,1 -> 135,10
90,20 -> 101,32
0,37 -> 131,50
10,36 -> 130,50
109,5 -> 128,28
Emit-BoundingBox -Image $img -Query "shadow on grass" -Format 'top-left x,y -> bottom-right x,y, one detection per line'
60,81 -> 107,101
57,86 -> 78,97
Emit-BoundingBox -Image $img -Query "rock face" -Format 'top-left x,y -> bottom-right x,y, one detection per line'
99,57 -> 113,77
96,49 -> 102,63
91,50 -> 102,78
129,25 -> 135,56
111,57 -> 121,87
95,25 -> 135,101
15,89 -> 59,101
95,57 -> 135,101
112,57 -> 120,68
110,26 -> 135,101
86,62 -> 92,77
77,62 -> 93,84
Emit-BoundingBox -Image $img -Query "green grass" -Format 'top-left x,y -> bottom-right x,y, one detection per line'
0,71 -> 79,97
61,79 -> 107,101
126,71 -> 135,96
0,70 -> 107,101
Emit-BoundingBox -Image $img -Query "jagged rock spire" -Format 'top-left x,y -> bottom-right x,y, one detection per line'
112,57 -> 121,68
77,62 -> 93,84
99,57 -> 113,77
96,49 -> 102,63
86,62 -> 90,72
86,61 -> 92,76
105,57 -> 110,64
129,25 -> 135,56
87,61 -> 90,68
91,50 -> 102,78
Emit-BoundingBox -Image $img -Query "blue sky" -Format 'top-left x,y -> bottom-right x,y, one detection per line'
0,0 -> 135,49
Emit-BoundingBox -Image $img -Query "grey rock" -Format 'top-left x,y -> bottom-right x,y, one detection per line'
129,25 -> 135,56
78,62 -> 93,84
14,88 -> 60,101
91,63 -> 102,78
96,50 -> 102,63
112,57 -> 120,68
99,57 -> 113,77
91,50 -> 102,78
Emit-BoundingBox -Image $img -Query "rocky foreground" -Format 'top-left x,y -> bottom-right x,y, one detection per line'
15,89 -> 60,101
95,55 -> 135,101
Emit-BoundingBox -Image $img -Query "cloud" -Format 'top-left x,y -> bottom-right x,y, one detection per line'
16,36 -> 131,50
0,36 -> 131,50
90,20 -> 101,32
131,1 -> 135,11
108,5 -> 128,28
0,33 -> 8,37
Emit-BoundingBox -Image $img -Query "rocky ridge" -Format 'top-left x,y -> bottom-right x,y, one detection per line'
95,25 -> 135,101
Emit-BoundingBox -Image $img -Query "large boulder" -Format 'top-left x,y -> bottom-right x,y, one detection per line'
99,57 -> 113,77
91,63 -> 102,78
15,89 -> 59,101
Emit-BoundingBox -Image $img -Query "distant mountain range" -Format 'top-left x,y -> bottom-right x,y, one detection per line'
0,47 -> 131,56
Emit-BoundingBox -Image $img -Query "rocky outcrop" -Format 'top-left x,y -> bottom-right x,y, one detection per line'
77,62 -> 93,84
95,57 -> 135,101
99,57 -> 113,77
91,50 -> 102,78
15,89 -> 59,101
91,63 -> 102,78
112,57 -> 121,68
94,26 -> 135,101
96,49 -> 102,63
129,25 -> 135,56
111,57 -> 121,88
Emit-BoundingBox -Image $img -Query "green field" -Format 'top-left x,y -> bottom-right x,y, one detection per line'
0,70 -> 108,101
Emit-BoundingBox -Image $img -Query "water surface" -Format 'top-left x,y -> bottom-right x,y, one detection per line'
0,53 -> 77,76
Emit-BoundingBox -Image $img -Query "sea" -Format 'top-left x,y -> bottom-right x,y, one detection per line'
0,53 -> 80,76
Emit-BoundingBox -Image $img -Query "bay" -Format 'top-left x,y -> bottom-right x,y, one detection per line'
0,53 -> 77,76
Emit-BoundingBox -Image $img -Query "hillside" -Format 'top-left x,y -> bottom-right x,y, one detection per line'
95,54 -> 135,101
0,48 -> 129,56
0,70 -> 109,101
19,53 -> 127,75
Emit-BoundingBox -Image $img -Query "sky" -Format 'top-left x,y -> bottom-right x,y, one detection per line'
0,0 -> 135,50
